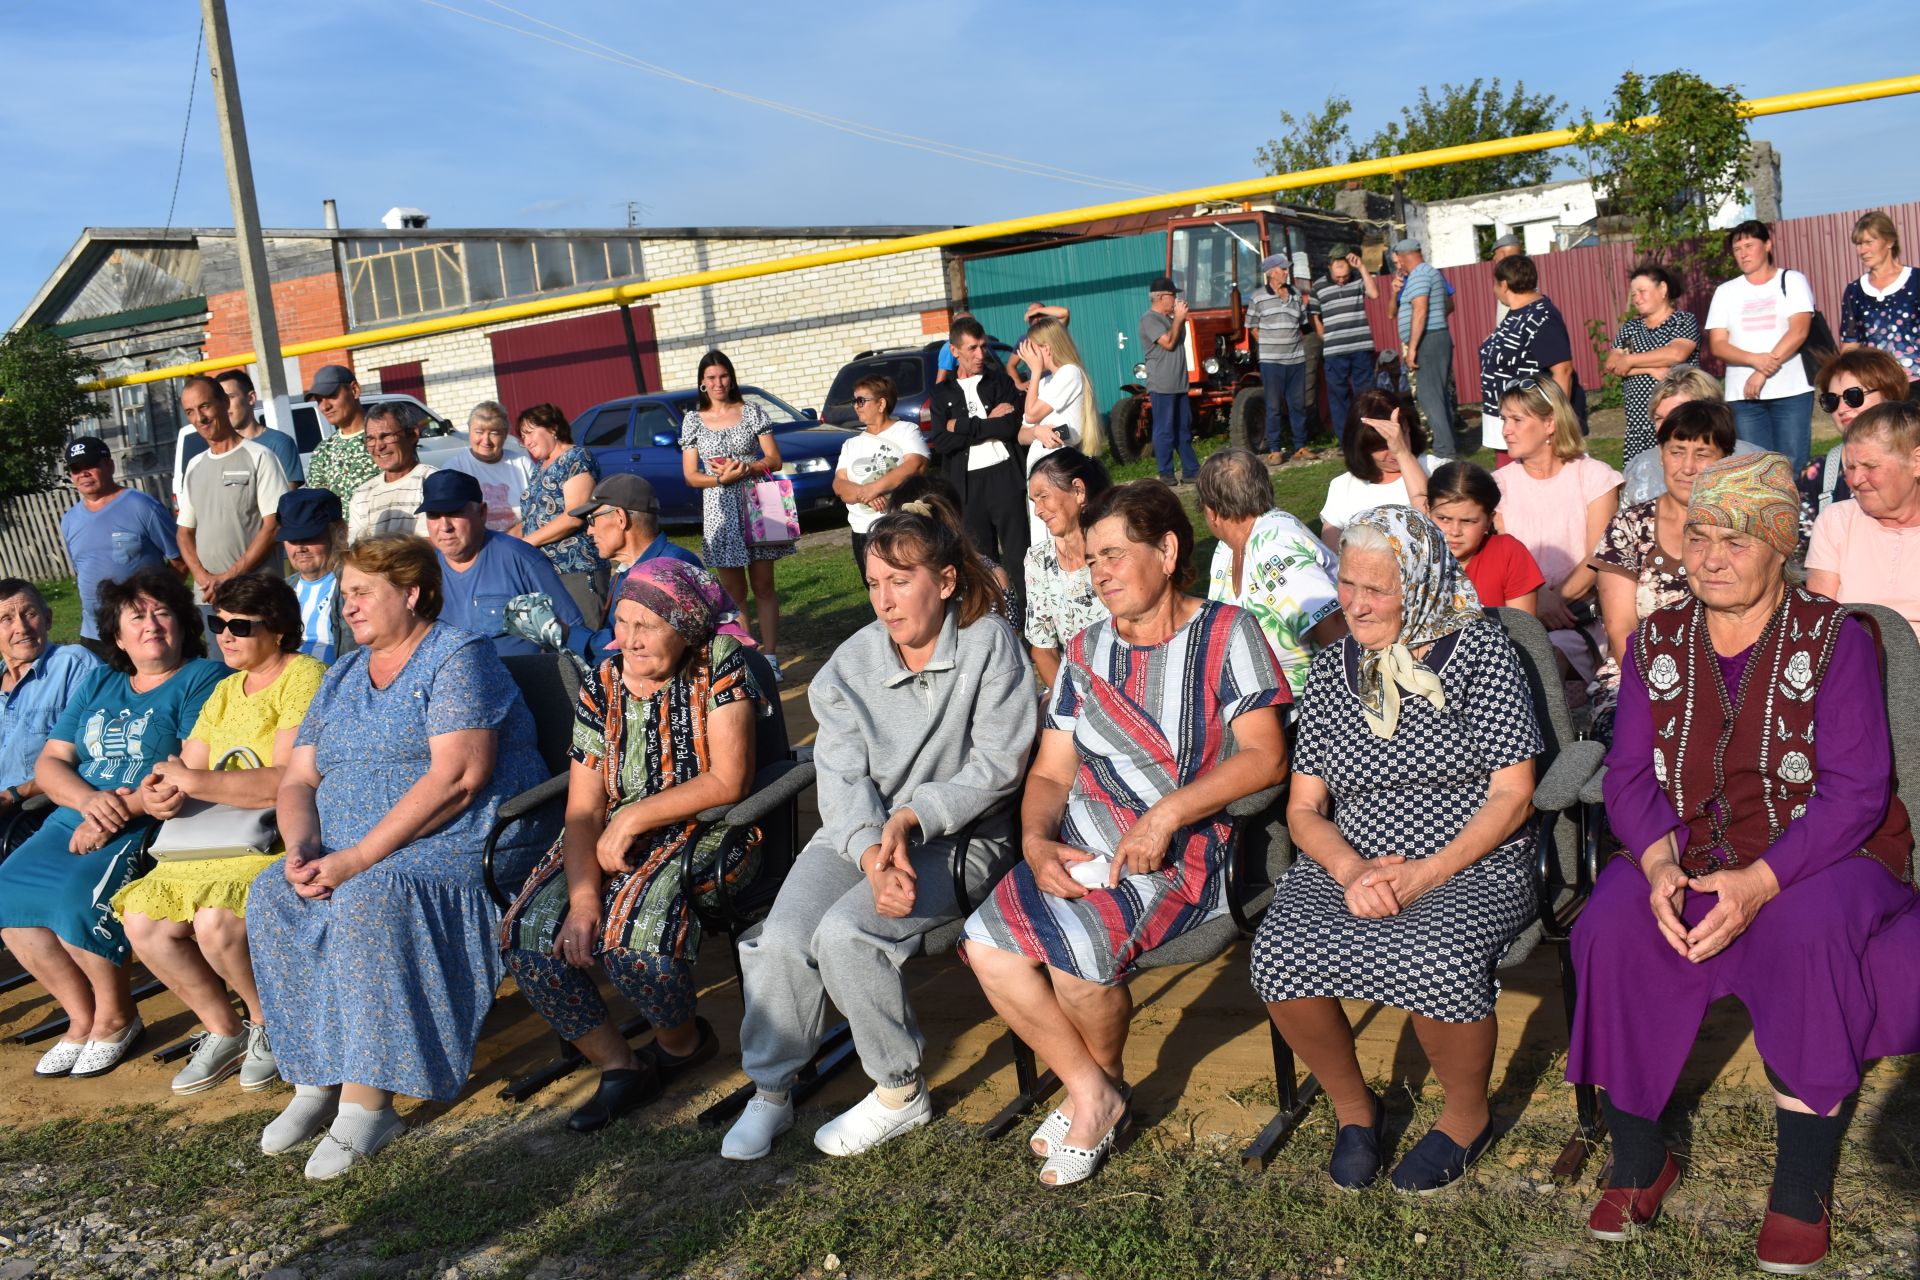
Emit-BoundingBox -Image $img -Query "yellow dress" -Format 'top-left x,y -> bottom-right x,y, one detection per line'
112,655 -> 326,922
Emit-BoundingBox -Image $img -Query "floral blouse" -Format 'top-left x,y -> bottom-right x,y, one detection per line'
1023,539 -> 1108,651
520,445 -> 605,576
1206,509 -> 1340,695
1591,499 -> 1689,623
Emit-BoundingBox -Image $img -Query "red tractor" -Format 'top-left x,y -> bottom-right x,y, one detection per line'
1106,205 -> 1369,464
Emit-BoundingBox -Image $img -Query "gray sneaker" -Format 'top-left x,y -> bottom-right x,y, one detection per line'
171,1028 -> 247,1094
238,1020 -> 278,1092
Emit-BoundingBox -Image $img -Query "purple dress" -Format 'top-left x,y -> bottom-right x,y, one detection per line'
1568,618 -> 1920,1118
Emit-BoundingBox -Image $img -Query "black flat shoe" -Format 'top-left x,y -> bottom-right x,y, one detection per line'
566,1062 -> 661,1134
1328,1094 -> 1387,1190
1390,1120 -> 1494,1194
640,1016 -> 717,1086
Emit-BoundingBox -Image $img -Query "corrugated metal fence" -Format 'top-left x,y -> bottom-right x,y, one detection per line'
0,475 -> 172,583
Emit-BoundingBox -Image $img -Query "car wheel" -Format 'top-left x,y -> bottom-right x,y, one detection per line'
1108,395 -> 1149,464
1229,386 -> 1264,453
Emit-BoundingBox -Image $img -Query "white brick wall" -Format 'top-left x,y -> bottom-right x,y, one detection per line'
354,236 -> 949,419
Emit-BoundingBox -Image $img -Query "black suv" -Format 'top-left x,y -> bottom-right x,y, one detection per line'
821,338 -> 1015,441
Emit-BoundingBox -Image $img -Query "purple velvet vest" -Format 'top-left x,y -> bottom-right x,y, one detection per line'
1633,589 -> 1911,881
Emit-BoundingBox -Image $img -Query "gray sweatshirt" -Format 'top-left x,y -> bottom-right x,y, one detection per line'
807,606 -> 1035,865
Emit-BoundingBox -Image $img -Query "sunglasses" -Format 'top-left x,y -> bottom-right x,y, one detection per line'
1819,387 -> 1868,413
206,615 -> 264,637
850,395 -> 879,407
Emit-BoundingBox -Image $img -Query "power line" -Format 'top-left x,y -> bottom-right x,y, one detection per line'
162,14 -> 206,233
415,0 -> 1159,194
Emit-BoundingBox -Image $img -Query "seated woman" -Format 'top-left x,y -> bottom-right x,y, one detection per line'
1426,462 -> 1543,613
114,574 -> 325,1095
247,535 -> 555,1179
0,579 -> 99,830
966,482 -> 1290,1187
1251,508 -> 1542,1192
1024,450 -> 1111,692
1800,348 -> 1909,519
1618,366 -> 1733,507
1569,453 -> 1920,1273
1320,391 -> 1435,547
1494,377 -> 1622,696
1807,400 -> 1920,639
1198,446 -> 1344,693
887,473 -> 1023,633
0,568 -> 224,1079
722,509 -> 1033,1163
500,560 -> 759,1133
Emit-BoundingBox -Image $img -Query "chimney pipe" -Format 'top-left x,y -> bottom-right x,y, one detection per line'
322,199 -> 339,230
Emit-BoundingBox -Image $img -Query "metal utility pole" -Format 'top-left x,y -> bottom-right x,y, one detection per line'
200,0 -> 293,426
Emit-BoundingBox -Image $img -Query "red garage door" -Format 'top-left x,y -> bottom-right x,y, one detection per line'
489,307 -> 661,422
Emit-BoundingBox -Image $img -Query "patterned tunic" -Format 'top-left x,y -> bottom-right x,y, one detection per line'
1840,268 -> 1920,383
1250,621 -> 1542,1021
964,601 -> 1287,984
520,445 -> 605,577
305,429 -> 381,500
1206,509 -> 1340,694
1022,539 -> 1107,652
680,402 -> 794,569
1614,311 -> 1701,462
500,637 -> 761,961
1591,499 -> 1690,624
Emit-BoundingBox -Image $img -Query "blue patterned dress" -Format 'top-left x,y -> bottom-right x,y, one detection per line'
247,624 -> 554,1100
520,445 -> 605,577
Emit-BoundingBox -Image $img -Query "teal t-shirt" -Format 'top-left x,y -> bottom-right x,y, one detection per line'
49,658 -> 226,791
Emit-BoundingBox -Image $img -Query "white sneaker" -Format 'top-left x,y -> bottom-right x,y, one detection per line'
33,1039 -> 86,1077
238,1021 -> 278,1092
170,1028 -> 248,1094
261,1086 -> 339,1155
812,1087 -> 932,1157
70,1018 -> 144,1079
304,1104 -> 405,1180
721,1094 -> 794,1161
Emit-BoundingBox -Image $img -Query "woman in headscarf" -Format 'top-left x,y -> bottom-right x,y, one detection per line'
1248,507 -> 1543,1193
500,559 -> 762,1133
1570,452 -> 1920,1274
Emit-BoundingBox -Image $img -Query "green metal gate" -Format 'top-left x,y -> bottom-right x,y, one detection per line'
960,232 -> 1167,428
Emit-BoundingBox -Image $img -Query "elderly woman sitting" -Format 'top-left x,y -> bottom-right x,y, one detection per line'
1250,508 -> 1542,1193
0,568 -> 224,1079
247,536 -> 554,1179
1807,399 -> 1920,639
965,482 -> 1290,1187
1569,453 -> 1920,1273
0,579 -> 99,828
500,560 -> 759,1134
722,509 -> 1033,1163
1198,447 -> 1344,693
114,574 -> 325,1096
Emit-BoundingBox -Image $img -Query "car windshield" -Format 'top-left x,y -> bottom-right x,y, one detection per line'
1171,219 -> 1264,311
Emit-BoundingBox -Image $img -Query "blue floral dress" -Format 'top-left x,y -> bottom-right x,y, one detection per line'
520,445 -> 605,577
247,624 -> 555,1101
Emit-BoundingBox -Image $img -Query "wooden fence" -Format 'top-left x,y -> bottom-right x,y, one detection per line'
0,475 -> 172,583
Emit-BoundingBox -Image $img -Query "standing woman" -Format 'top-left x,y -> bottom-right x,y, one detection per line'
1703,220 -> 1817,473
1023,450 -> 1112,692
1016,320 -> 1100,545
1478,254 -> 1588,458
517,403 -> 606,595
1603,263 -> 1701,463
1839,210 -> 1920,394
680,351 -> 790,673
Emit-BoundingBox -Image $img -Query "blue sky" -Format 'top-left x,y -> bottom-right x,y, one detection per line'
3,0 -> 1916,319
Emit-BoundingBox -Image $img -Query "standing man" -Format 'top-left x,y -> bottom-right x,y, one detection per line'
1391,239 -> 1458,458
301,364 -> 380,500
57,437 -> 182,659
1311,245 -> 1381,442
216,368 -> 303,486
1248,255 -> 1312,465
927,317 -> 1028,592
346,404 -> 439,541
176,374 -> 289,607
1489,234 -> 1523,324
566,473 -> 702,662
277,488 -> 352,664
440,400 -> 532,533
422,471 -> 584,658
1139,276 -> 1198,485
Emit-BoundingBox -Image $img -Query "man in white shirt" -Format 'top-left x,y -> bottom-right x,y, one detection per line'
176,375 -> 290,607
440,400 -> 533,533
346,404 -> 439,541
926,318 -> 1027,606
1704,219 -> 1818,473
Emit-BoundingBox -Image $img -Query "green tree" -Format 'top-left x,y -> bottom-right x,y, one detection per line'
1365,79 -> 1568,201
0,325 -> 100,501
1254,94 -> 1360,210
1575,69 -> 1750,275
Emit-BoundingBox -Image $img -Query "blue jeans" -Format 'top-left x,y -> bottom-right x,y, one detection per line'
1259,361 -> 1308,453
1323,350 -> 1373,439
1150,392 -> 1199,482
1730,392 -> 1815,475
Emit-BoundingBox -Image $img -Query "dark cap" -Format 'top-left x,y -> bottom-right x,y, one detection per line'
277,488 -> 343,541
415,469 -> 484,515
1327,243 -> 1354,261
65,437 -> 111,469
1149,275 -> 1178,295
567,472 -> 658,519
303,364 -> 357,398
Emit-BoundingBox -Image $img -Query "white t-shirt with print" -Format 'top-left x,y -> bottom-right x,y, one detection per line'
1024,363 -> 1087,476
1319,454 -> 1440,532
959,375 -> 1011,471
1704,268 -> 1816,400
836,420 -> 931,534
442,451 -> 534,533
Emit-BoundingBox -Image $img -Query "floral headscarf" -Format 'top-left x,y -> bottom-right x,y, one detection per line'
1343,505 -> 1483,739
618,558 -> 754,650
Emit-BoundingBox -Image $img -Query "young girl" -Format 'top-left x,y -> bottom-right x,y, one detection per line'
1427,460 -> 1543,614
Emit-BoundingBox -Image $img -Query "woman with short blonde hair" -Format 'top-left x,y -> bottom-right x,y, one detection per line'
1840,211 -> 1919,394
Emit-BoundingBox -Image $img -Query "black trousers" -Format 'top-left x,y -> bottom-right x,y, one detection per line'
960,460 -> 1029,612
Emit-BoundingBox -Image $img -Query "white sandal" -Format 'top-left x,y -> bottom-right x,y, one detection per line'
1030,1083 -> 1130,1159
33,1039 -> 86,1077
1040,1117 -> 1124,1188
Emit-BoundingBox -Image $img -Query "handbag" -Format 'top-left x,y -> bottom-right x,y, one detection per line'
1783,271 -> 1837,382
147,747 -> 280,863
746,475 -> 801,545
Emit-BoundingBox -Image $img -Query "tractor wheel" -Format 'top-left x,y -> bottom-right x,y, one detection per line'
1108,395 -> 1150,464
1229,386 -> 1265,453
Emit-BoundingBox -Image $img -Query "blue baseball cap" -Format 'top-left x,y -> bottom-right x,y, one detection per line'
416,469 -> 484,514
277,488 -> 342,541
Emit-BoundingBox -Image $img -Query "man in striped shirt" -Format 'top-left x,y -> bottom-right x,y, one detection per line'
1247,255 -> 1312,464
1310,244 -> 1380,445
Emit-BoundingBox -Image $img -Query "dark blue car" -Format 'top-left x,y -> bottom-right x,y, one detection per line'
572,387 -> 855,529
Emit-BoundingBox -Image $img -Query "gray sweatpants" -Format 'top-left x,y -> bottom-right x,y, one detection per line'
738,834 -> 1011,1093
1413,328 -> 1457,458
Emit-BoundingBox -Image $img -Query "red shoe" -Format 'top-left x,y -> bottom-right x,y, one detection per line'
1756,1207 -> 1830,1274
1586,1152 -> 1681,1240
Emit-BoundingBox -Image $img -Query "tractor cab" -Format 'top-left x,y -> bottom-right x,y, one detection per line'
1166,211 -> 1315,397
